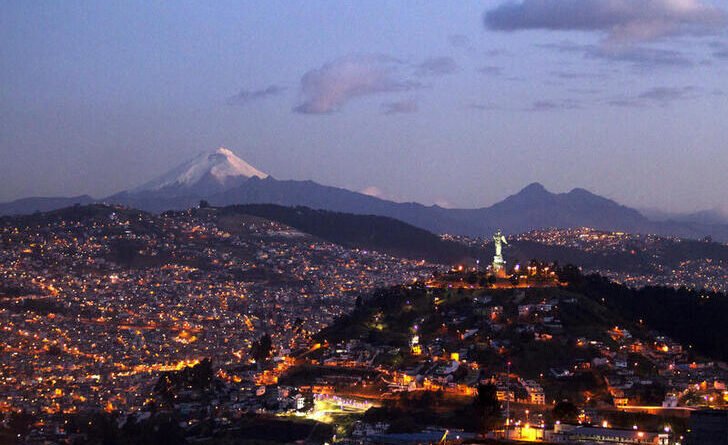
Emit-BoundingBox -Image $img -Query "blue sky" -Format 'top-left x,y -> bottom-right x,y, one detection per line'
1,1 -> 727,213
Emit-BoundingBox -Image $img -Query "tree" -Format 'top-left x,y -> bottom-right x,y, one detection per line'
553,400 -> 579,423
557,264 -> 583,285
252,333 -> 273,363
465,272 -> 478,285
388,415 -> 418,433
474,384 -> 502,433
7,411 -> 34,438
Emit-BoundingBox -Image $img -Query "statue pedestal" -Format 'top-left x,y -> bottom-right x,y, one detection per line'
493,255 -> 506,278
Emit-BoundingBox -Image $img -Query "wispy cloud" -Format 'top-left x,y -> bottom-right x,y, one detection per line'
448,34 -> 472,49
382,98 -> 419,115
484,0 -> 727,45
608,86 -> 698,107
538,41 -> 694,68
294,55 -> 420,114
711,41 -> 728,59
470,98 -> 581,112
469,102 -> 508,111
551,70 -> 609,80
478,65 -> 504,76
360,186 -> 385,198
597,46 -> 693,67
414,56 -> 459,76
528,99 -> 581,111
227,85 -> 286,106
360,185 -> 399,202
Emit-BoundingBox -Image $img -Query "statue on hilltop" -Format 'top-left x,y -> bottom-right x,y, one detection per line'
492,230 -> 507,276
494,230 -> 507,258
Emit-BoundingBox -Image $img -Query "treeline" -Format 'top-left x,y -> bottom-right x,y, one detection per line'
565,270 -> 728,362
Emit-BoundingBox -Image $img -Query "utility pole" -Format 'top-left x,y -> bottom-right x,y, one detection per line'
505,360 -> 511,439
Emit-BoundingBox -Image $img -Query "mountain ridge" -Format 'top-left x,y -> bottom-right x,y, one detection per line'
2,148 -> 728,241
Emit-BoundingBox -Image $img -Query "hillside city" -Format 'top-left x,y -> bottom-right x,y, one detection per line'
0,206 -> 435,439
1,205 -> 727,444
515,229 -> 728,293
4,1 -> 728,443
444,228 -> 728,294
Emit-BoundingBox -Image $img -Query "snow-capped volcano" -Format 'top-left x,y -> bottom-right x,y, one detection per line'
132,147 -> 268,193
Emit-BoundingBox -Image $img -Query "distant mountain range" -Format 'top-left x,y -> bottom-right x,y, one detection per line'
0,195 -> 95,215
640,207 -> 728,226
2,147 -> 728,241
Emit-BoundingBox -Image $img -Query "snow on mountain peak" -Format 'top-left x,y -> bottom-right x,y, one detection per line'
133,147 -> 268,192
207,147 -> 268,181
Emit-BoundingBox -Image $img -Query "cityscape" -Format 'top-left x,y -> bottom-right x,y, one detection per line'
3,1 -> 728,444
2,204 -> 728,444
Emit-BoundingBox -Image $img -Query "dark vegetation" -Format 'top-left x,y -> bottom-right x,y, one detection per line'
566,271 -> 728,362
362,384 -> 501,433
71,412 -> 187,445
315,283 -> 434,347
279,364 -> 378,387
0,286 -> 35,298
0,298 -> 67,315
213,415 -> 333,444
250,333 -> 273,363
221,204 -> 483,264
154,359 -> 216,403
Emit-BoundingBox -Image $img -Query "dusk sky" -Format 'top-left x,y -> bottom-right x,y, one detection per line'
2,1 -> 727,213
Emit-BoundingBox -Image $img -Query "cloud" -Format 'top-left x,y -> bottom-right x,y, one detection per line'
538,41 -> 694,68
294,55 -> 420,114
227,85 -> 286,106
360,186 -> 385,198
478,65 -> 504,76
382,98 -> 419,115
360,186 -> 399,201
484,48 -> 511,57
414,56 -> 459,76
551,70 -> 608,80
711,41 -> 728,59
528,99 -> 581,111
608,86 -> 698,107
484,0 -> 727,44
470,99 -> 581,112
640,86 -> 696,101
596,46 -> 693,67
448,34 -> 472,48
469,102 -> 509,111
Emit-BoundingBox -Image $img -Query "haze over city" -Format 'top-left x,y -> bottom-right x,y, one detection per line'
2,1 -> 728,214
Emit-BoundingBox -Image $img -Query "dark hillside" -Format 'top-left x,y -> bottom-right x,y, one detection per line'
221,204 -> 484,264
568,272 -> 728,362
